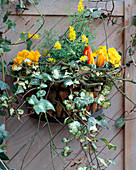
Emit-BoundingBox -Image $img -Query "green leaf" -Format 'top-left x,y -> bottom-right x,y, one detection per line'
40,83 -> 47,89
15,86 -> 24,94
0,80 -> 10,90
27,39 -> 32,50
131,16 -> 136,26
87,117 -> 97,132
20,0 -> 25,8
0,48 -> 4,54
20,32 -> 28,42
0,124 -> 10,145
30,79 -> 40,85
64,79 -> 73,87
1,0 -> 9,5
107,159 -> 115,165
34,0 -> 38,5
3,11 -> 11,23
36,90 -> 46,97
61,146 -> 72,157
78,167 -> 87,170
61,138 -> 72,143
101,119 -> 109,129
100,138 -> 116,150
117,26 -> 128,34
28,95 -> 39,105
2,44 -> 11,52
0,153 -> 9,160
33,99 -> 55,115
10,108 -> 14,116
97,157 -> 107,167
101,85 -> 111,96
0,110 -> 7,116
115,116 -> 125,128
42,73 -> 52,82
17,109 -> 24,115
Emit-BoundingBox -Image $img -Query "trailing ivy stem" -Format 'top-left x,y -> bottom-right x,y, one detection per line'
0,54 -> 9,98
20,114 -> 42,170
105,72 -> 136,107
45,112 -> 56,170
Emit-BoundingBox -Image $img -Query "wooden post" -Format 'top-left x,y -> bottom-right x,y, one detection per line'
124,0 -> 136,169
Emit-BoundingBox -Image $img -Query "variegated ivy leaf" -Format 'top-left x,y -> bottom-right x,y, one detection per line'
0,92 -> 8,101
95,94 -> 106,104
0,80 -> 10,91
18,81 -> 26,89
87,117 -> 97,132
36,90 -> 46,97
32,72 -> 43,79
17,109 -> 24,115
63,100 -> 70,105
28,95 -> 39,105
68,121 -> 82,137
73,79 -> 80,84
61,146 -> 72,157
64,79 -> 73,87
42,73 -> 52,82
68,94 -> 74,100
80,91 -> 86,97
101,85 -> 111,96
33,99 -> 55,115
107,159 -> 115,165
51,66 -> 61,79
78,167 -> 87,170
61,138 -> 72,143
15,86 -> 24,94
40,83 -> 47,89
80,137 -> 86,143
10,108 -> 14,116
30,79 -> 40,86
101,99 -> 111,109
97,157 -> 107,167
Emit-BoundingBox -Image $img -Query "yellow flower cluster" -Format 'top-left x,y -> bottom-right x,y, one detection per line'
12,50 -> 41,70
81,34 -> 88,46
68,26 -> 76,41
47,58 -> 56,63
28,32 -> 40,40
80,56 -> 87,62
54,41 -> 61,50
108,48 -> 121,67
92,46 -> 121,67
78,0 -> 84,12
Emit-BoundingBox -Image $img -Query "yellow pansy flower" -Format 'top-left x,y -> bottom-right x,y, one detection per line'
33,34 -> 40,40
28,32 -> 40,40
54,41 -> 61,50
47,58 -> 56,63
27,50 -> 41,63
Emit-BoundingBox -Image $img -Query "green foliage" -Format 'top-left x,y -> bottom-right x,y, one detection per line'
28,95 -> 55,114
0,80 -> 10,90
100,138 -> 117,150
0,124 -> 9,145
61,146 -> 72,157
115,116 -> 125,128
131,16 -> 136,26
